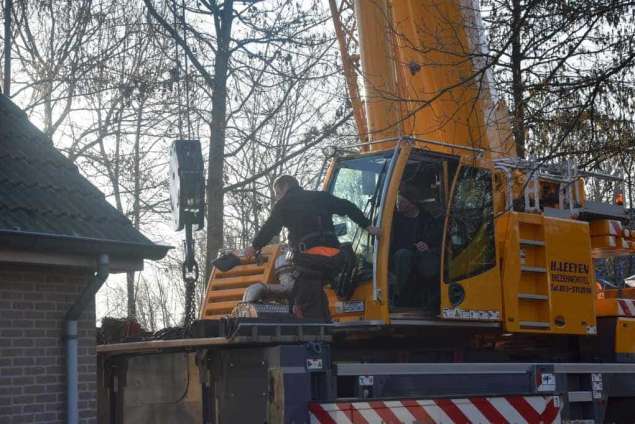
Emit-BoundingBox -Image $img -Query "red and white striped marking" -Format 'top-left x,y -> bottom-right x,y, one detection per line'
309,396 -> 560,424
617,299 -> 635,316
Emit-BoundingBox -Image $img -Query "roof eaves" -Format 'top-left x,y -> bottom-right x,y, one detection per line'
0,229 -> 172,261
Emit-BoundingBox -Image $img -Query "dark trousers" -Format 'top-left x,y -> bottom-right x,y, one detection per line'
290,251 -> 344,322
391,248 -> 439,310
291,272 -> 330,321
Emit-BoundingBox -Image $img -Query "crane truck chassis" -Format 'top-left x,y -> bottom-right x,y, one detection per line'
96,0 -> 635,422
98,319 -> 635,423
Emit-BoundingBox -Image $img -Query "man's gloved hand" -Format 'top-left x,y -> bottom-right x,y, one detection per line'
415,241 -> 430,252
366,225 -> 381,237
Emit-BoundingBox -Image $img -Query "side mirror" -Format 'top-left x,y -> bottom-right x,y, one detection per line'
334,222 -> 348,237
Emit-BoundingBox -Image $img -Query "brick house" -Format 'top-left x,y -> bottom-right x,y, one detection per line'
0,94 -> 169,423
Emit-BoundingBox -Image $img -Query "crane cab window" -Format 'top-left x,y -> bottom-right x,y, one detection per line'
389,153 -> 458,311
328,153 -> 392,266
444,166 -> 496,283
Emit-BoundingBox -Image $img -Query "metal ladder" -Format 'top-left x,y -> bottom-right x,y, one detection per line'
516,214 -> 552,331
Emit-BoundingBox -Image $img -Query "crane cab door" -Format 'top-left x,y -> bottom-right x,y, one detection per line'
325,146 -> 502,325
439,163 -> 502,322
386,149 -> 459,317
383,148 -> 502,323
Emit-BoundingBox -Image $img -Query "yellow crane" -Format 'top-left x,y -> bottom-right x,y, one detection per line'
202,0 -> 635,352
102,2 -> 635,423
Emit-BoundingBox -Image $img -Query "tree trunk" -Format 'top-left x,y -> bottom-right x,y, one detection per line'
127,99 -> 145,319
511,0 -> 525,158
126,273 -> 136,319
43,83 -> 54,139
205,0 -> 234,280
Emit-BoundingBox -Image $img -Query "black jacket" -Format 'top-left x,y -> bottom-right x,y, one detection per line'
252,187 -> 371,251
390,208 -> 444,256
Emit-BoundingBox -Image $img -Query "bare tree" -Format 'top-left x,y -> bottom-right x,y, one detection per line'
10,0 -> 121,138
485,0 -> 635,159
143,0 -> 348,280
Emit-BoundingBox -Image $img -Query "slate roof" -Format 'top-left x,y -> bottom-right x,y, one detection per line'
0,94 -> 169,260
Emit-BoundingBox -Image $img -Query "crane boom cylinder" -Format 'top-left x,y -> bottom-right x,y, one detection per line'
353,0 -> 402,151
352,0 -> 515,158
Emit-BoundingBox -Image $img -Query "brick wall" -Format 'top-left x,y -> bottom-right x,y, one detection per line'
0,264 -> 97,424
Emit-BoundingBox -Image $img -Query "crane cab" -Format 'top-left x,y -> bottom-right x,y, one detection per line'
320,139 -> 611,337
202,139 -> 618,338
323,140 -> 503,327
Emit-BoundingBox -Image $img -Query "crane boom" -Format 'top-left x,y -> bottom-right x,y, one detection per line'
349,0 -> 514,158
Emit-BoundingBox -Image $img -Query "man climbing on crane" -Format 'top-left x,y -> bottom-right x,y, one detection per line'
244,175 -> 381,321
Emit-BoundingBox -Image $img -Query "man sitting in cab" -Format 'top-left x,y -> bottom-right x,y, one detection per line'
390,185 -> 443,314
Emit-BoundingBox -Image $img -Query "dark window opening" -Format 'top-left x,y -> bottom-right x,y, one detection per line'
389,151 -> 458,311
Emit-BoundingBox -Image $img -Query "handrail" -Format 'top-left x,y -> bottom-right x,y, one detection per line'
337,136 -> 485,156
372,143 -> 401,302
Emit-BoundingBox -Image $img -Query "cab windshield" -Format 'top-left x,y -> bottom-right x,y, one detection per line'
328,153 -> 392,265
